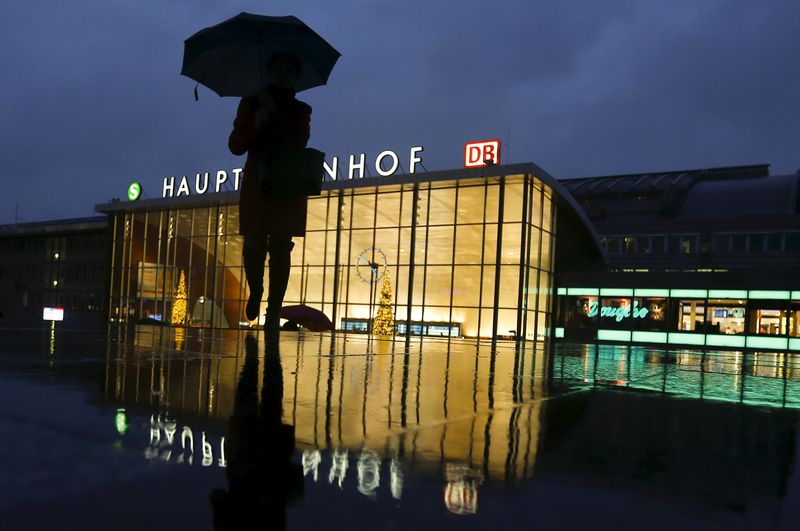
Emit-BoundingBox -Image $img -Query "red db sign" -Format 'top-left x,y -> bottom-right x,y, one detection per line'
464,139 -> 501,168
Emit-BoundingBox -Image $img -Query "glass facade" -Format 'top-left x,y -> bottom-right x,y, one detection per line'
107,172 -> 556,340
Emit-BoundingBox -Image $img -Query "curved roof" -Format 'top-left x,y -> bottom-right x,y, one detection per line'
562,164 -> 800,222
680,172 -> 799,219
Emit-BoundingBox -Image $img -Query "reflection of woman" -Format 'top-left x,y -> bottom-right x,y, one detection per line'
210,332 -> 302,529
229,52 -> 312,328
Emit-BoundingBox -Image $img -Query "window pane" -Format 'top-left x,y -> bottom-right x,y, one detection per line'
451,307 -> 479,338
483,224 -> 499,264
501,223 -> 523,264
502,182 -> 524,223
541,193 -> 553,232
541,232 -> 552,271
425,226 -> 454,265
454,224 -> 483,265
374,228 -> 399,266
375,192 -> 401,228
428,188 -> 456,225
423,265 -> 453,307
351,193 -> 376,229
451,266 -> 481,307
457,185 -> 486,224
306,197 -> 328,231
498,266 -> 520,308
485,185 -> 500,223
303,232 -> 326,265
481,266 -> 496,309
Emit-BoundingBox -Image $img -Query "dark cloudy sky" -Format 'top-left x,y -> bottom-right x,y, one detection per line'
1,0 -> 798,223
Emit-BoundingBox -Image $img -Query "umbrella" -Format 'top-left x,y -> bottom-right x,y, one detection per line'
280,305 -> 334,332
181,12 -> 341,97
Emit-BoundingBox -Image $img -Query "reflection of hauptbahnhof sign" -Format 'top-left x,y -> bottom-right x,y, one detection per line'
99,148 -> 602,339
160,147 -> 425,199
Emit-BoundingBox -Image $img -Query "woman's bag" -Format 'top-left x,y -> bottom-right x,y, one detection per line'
259,147 -> 325,197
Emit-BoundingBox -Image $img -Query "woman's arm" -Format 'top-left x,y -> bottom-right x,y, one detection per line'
228,97 -> 260,156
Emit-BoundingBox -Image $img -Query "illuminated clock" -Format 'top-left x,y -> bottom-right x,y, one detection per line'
356,247 -> 387,284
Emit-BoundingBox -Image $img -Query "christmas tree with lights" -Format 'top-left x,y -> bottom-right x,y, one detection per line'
171,270 -> 188,325
372,272 -> 395,335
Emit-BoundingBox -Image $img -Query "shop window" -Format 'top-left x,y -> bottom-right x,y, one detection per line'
766,233 -> 783,252
731,234 -> 747,252
713,234 -> 730,253
790,303 -> 800,337
679,300 -> 705,331
754,309 -> 788,336
651,236 -> 664,254
633,297 -> 668,331
750,233 -> 765,253
623,237 -> 635,254
667,236 -> 680,254
786,233 -> 800,252
637,237 -> 651,254
565,296 -> 597,329
705,300 -> 745,335
680,236 -> 694,254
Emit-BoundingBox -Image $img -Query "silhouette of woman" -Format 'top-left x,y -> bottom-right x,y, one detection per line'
210,332 -> 302,529
229,52 -> 312,328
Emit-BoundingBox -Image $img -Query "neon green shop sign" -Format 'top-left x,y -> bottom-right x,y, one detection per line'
587,300 -> 649,322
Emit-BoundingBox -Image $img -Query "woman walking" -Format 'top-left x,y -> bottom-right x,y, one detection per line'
228,52 -> 311,328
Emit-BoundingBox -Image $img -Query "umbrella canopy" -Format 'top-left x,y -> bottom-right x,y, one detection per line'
181,12 -> 341,96
280,305 -> 334,332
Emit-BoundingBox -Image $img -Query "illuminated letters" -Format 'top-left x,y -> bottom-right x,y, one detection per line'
464,139 -> 501,168
215,170 -> 228,192
375,150 -> 399,177
195,172 -> 209,194
324,158 -> 338,180
162,176 -> 175,198
176,176 -> 190,196
156,145 -> 428,198
587,300 -> 649,321
349,153 -> 366,179
410,146 -> 423,173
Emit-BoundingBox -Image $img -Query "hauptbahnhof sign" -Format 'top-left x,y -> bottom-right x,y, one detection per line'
159,147 -> 425,199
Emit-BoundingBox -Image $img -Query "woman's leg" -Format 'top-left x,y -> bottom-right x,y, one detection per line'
265,234 -> 294,327
242,234 -> 268,321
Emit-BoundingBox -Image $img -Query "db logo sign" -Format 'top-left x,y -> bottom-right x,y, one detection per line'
464,139 -> 501,168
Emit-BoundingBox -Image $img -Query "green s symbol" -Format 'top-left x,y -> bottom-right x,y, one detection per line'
128,182 -> 142,201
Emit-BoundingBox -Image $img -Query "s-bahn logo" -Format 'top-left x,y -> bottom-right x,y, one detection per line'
464,139 -> 501,168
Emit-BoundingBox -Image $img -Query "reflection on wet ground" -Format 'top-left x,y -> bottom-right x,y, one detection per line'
1,325 -> 800,530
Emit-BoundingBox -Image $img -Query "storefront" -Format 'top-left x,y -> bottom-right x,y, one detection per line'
556,287 -> 800,351
96,162 -> 601,340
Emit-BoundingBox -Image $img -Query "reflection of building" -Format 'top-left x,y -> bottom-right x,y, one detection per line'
96,163 -> 601,338
0,216 -> 108,323
534,387 -> 797,515
105,326 -> 549,483
553,344 -> 800,407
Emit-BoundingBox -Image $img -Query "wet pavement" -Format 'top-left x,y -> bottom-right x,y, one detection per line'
1,324 -> 800,530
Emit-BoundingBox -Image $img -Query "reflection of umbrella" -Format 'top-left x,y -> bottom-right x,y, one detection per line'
181,12 -> 341,96
280,305 -> 334,332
